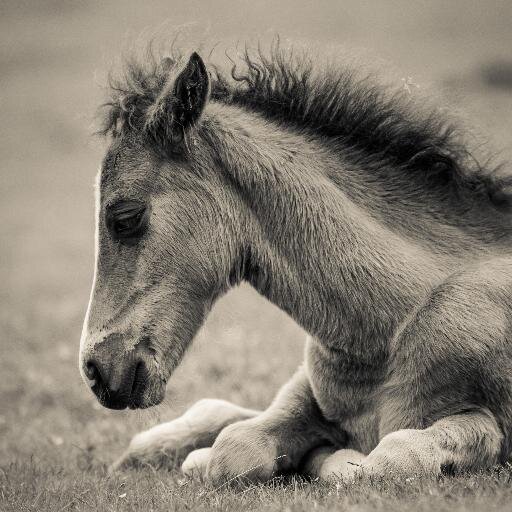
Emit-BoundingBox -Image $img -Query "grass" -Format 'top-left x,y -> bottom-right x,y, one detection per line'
5,462 -> 512,512
2,1 -> 512,510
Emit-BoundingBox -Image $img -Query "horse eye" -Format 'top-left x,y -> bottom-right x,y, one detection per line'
106,201 -> 148,244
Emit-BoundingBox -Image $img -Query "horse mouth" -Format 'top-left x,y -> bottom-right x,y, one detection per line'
91,364 -> 166,410
93,382 -> 165,410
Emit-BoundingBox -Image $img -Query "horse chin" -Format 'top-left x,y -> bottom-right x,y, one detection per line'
128,395 -> 164,410
128,381 -> 166,410
127,398 -> 161,410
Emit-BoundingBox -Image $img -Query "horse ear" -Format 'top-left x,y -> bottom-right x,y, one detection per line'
146,52 -> 210,154
173,52 -> 210,130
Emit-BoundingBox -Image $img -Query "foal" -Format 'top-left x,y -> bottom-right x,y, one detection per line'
80,46 -> 512,483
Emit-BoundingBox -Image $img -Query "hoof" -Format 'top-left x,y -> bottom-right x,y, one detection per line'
182,447 -> 212,478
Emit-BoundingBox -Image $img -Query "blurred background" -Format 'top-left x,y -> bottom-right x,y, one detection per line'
1,0 -> 511,473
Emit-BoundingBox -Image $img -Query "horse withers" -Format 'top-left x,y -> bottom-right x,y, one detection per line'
80,45 -> 512,483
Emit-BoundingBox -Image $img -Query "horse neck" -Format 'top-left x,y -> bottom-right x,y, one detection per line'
200,103 -> 445,352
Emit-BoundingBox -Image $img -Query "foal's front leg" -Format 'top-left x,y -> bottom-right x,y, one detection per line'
111,399 -> 259,471
315,409 -> 502,481
201,367 -> 344,485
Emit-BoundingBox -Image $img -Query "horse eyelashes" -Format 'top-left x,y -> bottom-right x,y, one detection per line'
106,200 -> 148,244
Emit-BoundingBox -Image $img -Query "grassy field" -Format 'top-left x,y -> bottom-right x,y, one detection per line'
1,1 -> 512,510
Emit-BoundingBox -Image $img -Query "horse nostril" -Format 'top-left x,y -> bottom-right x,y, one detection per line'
84,360 -> 102,387
131,361 -> 146,395
83,352 -> 149,409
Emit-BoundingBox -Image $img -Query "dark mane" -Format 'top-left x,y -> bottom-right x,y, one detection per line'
100,44 -> 510,210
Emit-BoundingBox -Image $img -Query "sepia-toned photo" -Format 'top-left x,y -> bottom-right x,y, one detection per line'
2,1 -> 512,510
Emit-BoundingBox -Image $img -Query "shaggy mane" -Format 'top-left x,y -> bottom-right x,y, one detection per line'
100,44 -> 510,210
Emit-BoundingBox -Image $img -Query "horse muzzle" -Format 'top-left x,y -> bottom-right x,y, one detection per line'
81,333 -> 159,410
